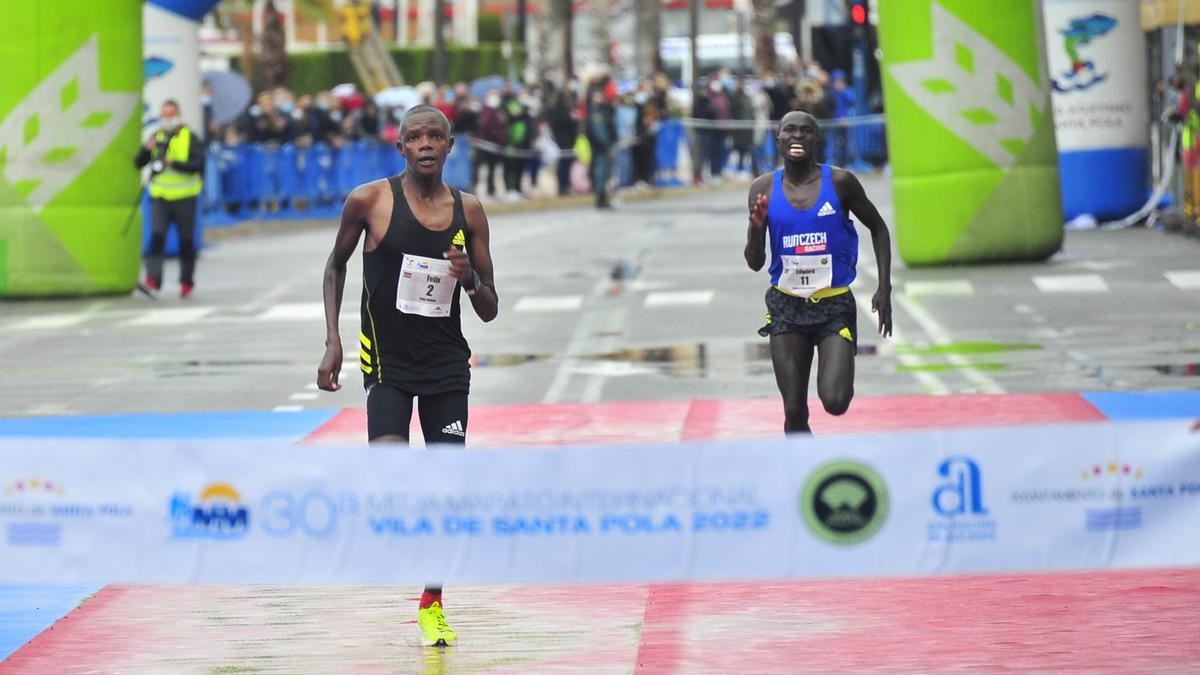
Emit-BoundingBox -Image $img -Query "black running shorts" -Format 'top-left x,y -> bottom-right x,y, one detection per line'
758,286 -> 857,350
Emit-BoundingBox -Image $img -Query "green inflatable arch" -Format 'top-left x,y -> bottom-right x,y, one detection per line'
878,0 -> 1064,265
0,3 -> 142,296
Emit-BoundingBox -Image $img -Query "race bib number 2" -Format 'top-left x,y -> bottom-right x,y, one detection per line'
397,254 -> 455,317
779,254 -> 833,298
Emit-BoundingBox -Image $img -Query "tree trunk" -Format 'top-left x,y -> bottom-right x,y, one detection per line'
433,0 -> 447,84
547,0 -> 573,86
260,0 -> 288,89
751,0 -> 777,75
636,0 -> 663,76
592,0 -> 612,68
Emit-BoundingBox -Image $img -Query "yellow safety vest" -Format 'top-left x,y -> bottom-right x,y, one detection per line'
149,126 -> 203,200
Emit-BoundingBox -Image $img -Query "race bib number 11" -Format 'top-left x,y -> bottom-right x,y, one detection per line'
779,254 -> 833,298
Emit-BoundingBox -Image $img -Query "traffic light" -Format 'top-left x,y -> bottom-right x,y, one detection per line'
850,0 -> 867,26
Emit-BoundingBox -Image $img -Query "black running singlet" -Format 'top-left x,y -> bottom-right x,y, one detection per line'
359,176 -> 471,394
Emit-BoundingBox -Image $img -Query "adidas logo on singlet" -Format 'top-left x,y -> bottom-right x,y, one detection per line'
816,201 -> 836,217
442,420 -> 466,437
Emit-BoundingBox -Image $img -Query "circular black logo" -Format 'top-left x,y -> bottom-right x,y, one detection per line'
801,461 -> 889,545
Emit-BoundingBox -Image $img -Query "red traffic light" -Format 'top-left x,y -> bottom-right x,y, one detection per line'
850,4 -> 867,24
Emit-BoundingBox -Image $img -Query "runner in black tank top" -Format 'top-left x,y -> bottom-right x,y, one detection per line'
317,105 -> 498,647
360,175 -> 471,395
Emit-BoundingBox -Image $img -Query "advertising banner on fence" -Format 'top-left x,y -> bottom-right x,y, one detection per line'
1,420 -> 1198,584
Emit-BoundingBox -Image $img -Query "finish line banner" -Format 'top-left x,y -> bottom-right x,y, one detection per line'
2,421 -> 1198,584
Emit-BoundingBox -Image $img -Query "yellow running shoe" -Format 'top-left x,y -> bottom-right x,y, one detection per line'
417,601 -> 457,646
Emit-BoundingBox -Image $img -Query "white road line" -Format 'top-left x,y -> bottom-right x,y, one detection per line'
644,290 -> 715,307
240,276 -> 305,313
543,280 -> 612,404
306,383 -> 320,390
855,259 -> 952,395
12,314 -> 90,330
896,295 -> 1005,394
257,303 -> 327,321
854,299 -> 950,395
514,295 -> 583,312
289,392 -> 319,401
1165,270 -> 1200,290
272,405 -> 304,412
903,280 -> 974,296
123,308 -> 215,326
1032,274 -> 1108,293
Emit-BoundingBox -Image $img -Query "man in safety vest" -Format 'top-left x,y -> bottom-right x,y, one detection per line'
135,99 -> 206,297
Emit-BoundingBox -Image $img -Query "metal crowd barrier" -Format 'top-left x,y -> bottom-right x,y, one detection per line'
197,140 -> 407,225
190,116 -> 888,229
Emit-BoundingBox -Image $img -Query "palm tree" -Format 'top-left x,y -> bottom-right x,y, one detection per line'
259,0 -> 288,88
215,0 -> 335,90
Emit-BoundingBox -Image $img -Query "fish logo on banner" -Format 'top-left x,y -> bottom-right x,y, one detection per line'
169,483 -> 250,540
1051,14 -> 1116,93
928,456 -> 996,543
800,461 -> 889,545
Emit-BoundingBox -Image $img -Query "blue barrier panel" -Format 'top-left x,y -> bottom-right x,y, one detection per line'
444,134 -> 472,190
655,119 -> 685,187
333,144 -> 356,200
141,191 -> 203,257
277,143 -> 300,214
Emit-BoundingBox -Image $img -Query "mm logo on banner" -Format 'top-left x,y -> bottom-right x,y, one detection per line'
170,483 -> 250,540
928,456 -> 996,543
800,461 -> 889,545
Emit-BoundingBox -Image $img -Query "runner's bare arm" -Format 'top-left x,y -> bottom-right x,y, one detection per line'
447,192 -> 498,322
745,173 -> 772,271
317,186 -> 370,391
835,169 -> 893,337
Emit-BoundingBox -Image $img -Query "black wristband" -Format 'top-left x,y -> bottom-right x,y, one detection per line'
464,270 -> 481,292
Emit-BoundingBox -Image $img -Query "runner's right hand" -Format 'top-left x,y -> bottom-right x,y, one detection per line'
749,193 -> 768,230
317,342 -> 343,392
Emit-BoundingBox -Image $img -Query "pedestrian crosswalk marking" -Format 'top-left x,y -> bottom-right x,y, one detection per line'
123,308 -> 215,326
12,314 -> 90,330
902,280 -> 975,296
257,303 -> 327,321
1032,274 -> 1108,293
514,295 -> 583,312
1165,270 -> 1200,290
644,290 -> 715,307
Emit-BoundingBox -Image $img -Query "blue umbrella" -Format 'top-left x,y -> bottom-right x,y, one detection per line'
470,75 -> 518,100
202,70 -> 252,125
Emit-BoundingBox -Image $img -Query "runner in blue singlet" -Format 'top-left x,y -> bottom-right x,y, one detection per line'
744,111 -> 893,435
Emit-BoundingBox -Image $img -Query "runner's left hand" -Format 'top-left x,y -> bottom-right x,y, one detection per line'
872,287 -> 892,338
444,247 -> 473,285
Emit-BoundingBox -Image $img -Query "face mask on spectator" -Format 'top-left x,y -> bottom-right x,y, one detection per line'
316,99 -> 331,111
249,105 -> 262,117
200,94 -> 211,105
634,92 -> 647,105
485,95 -> 500,108
278,101 -> 294,115
331,111 -> 342,122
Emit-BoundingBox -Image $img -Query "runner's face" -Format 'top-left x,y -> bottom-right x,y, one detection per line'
399,114 -> 453,177
777,113 -> 819,164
